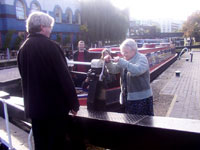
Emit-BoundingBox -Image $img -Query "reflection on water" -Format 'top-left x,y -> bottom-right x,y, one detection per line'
3,82 -> 22,97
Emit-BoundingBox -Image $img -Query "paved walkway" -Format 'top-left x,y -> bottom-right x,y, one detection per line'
0,59 -> 19,84
160,50 -> 200,119
0,67 -> 20,83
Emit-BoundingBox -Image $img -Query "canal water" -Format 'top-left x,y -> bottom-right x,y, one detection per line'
3,82 -> 22,97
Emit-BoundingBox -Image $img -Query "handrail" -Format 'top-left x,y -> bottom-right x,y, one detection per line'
1,98 -> 13,150
67,60 -> 91,66
0,93 -> 32,150
178,47 -> 189,60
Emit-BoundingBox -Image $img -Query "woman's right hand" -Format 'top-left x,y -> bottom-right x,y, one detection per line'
104,55 -> 112,63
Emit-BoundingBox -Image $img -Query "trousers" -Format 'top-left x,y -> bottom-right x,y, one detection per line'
32,117 -> 68,150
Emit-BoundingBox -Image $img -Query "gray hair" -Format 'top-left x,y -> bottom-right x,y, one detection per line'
120,39 -> 138,52
26,11 -> 55,33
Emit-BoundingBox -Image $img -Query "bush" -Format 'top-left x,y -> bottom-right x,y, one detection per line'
14,35 -> 24,50
3,30 -> 15,49
56,34 -> 62,44
63,36 -> 71,46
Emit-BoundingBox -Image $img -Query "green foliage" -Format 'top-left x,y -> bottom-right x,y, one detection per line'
182,11 -> 200,41
80,24 -> 88,42
80,24 -> 88,33
63,36 -> 71,46
75,35 -> 80,46
3,30 -> 15,49
56,34 -> 62,44
14,34 -> 24,50
80,0 -> 129,44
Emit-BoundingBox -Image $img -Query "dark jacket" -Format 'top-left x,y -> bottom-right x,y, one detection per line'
18,34 -> 79,119
73,50 -> 92,71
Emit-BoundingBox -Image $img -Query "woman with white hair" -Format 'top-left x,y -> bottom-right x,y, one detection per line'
104,39 -> 154,116
18,12 -> 80,150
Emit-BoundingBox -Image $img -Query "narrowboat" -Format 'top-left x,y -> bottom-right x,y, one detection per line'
71,42 -> 177,108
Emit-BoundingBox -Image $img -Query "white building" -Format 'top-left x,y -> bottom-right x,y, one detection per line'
158,19 -> 183,33
130,18 -> 183,33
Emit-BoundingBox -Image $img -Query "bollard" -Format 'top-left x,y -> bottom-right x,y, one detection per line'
6,48 -> 10,60
175,71 -> 181,77
190,52 -> 193,62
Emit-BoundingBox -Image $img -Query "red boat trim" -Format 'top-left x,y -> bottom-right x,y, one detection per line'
150,54 -> 177,73
88,46 -> 174,54
78,97 -> 87,106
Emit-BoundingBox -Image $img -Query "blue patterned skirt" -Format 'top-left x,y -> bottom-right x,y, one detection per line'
125,96 -> 154,116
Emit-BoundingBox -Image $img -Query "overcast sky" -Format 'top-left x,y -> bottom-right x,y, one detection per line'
111,0 -> 200,21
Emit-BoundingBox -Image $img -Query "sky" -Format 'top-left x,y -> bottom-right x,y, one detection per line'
110,0 -> 200,21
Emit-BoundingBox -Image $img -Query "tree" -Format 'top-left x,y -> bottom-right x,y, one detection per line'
63,35 -> 71,46
3,30 -> 15,49
182,11 -> 200,41
80,0 -> 129,45
56,33 -> 62,44
80,24 -> 88,42
14,34 -> 25,49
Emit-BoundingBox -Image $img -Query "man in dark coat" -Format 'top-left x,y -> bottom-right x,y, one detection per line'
17,12 -> 79,150
73,40 -> 92,87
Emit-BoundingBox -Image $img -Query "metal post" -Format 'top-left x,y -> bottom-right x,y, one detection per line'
72,43 -> 74,52
6,48 -> 10,60
190,52 -> 193,62
2,99 -> 13,150
28,129 -> 33,150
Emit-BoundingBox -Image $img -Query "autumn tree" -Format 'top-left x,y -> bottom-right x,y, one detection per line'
80,24 -> 89,42
182,11 -> 200,41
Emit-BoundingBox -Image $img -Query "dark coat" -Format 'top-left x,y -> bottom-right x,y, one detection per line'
18,34 -> 79,119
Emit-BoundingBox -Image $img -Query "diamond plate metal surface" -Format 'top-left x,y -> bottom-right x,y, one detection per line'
77,107 -> 146,124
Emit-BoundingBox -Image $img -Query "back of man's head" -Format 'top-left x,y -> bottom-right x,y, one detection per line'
26,12 -> 55,34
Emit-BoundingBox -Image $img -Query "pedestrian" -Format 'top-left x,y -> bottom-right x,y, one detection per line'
104,39 -> 154,116
17,12 -> 80,150
73,40 -> 92,87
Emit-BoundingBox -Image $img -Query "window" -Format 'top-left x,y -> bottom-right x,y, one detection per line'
77,12 -> 81,24
16,0 -> 26,19
75,11 -> 81,24
66,9 -> 72,24
30,2 -> 40,13
55,7 -> 62,23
